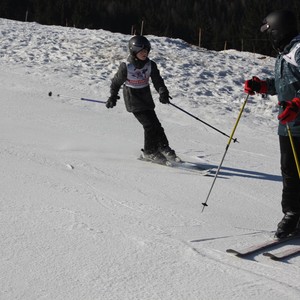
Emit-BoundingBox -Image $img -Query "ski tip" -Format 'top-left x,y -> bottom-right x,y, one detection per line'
262,252 -> 278,260
226,249 -> 241,256
226,250 -> 246,257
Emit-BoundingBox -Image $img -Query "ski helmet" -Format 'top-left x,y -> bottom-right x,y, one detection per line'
128,35 -> 151,56
260,10 -> 298,51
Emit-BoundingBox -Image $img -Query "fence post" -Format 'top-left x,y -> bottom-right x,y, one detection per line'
198,28 -> 202,47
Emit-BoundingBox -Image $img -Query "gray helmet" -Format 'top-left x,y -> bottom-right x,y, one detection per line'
260,10 -> 298,51
128,35 -> 151,56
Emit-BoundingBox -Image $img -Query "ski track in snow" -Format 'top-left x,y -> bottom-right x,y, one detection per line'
1,18 -> 300,300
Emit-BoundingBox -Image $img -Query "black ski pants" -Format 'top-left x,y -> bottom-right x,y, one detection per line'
133,110 -> 169,153
279,135 -> 300,214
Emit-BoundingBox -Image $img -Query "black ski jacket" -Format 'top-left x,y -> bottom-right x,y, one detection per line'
110,55 -> 168,113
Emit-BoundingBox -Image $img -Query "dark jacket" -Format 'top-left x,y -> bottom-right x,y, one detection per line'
110,55 -> 168,113
266,34 -> 300,136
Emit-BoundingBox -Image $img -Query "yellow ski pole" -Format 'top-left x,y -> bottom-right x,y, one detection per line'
202,93 -> 250,212
286,123 -> 300,179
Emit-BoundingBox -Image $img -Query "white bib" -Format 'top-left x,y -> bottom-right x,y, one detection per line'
125,61 -> 151,89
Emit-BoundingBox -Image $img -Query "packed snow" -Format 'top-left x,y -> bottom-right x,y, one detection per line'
1,18 -> 300,299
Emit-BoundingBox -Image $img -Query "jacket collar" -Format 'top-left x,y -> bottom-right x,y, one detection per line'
281,34 -> 300,54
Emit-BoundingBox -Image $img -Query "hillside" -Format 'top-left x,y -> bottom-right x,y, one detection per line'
1,18 -> 299,300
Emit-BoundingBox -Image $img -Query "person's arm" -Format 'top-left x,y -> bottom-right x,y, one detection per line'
150,61 -> 170,104
106,63 -> 127,108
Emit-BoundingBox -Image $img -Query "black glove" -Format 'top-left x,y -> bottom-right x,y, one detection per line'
159,88 -> 171,104
106,95 -> 120,108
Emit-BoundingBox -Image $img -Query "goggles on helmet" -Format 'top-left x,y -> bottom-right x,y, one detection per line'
260,23 -> 270,32
131,44 -> 149,54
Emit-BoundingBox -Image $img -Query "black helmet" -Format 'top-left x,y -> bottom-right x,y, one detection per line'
260,10 -> 298,51
128,35 -> 151,56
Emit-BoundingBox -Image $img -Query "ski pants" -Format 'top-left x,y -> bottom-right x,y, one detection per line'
133,110 -> 169,153
279,135 -> 300,214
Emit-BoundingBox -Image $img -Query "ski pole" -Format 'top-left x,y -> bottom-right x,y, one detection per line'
48,91 -> 106,104
286,123 -> 300,179
169,102 -> 238,143
202,93 -> 250,212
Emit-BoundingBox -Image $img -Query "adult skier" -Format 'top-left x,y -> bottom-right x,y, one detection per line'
244,10 -> 300,238
106,35 -> 178,163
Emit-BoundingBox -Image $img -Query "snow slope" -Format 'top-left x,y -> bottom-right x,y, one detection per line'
1,18 -> 300,299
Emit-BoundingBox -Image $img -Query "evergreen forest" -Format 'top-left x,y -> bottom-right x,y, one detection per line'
1,0 -> 300,56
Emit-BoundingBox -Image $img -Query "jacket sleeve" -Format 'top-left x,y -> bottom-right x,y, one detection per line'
110,62 -> 127,96
150,61 -> 168,93
294,46 -> 300,97
266,78 -> 277,95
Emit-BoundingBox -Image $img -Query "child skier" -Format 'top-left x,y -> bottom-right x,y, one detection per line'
106,35 -> 178,163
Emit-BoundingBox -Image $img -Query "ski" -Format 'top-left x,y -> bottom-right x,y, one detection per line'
170,159 -> 213,175
226,234 -> 300,257
263,246 -> 300,260
138,155 -> 212,175
138,154 -> 173,166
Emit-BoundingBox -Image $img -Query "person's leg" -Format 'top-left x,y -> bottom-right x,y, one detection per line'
275,136 -> 300,238
280,136 -> 300,213
133,110 -> 168,153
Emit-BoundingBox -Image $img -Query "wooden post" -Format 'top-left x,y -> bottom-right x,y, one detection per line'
224,41 -> 227,50
198,28 -> 202,47
141,20 -> 144,35
25,10 -> 28,22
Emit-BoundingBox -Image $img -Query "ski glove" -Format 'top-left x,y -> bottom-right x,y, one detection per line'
159,88 -> 171,104
278,98 -> 300,124
106,95 -> 120,108
244,76 -> 267,95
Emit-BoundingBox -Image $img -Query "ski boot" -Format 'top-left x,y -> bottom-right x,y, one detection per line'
159,145 -> 181,162
141,149 -> 168,165
274,212 -> 300,239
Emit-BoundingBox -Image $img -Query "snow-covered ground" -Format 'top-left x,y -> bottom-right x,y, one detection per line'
1,18 -> 300,300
